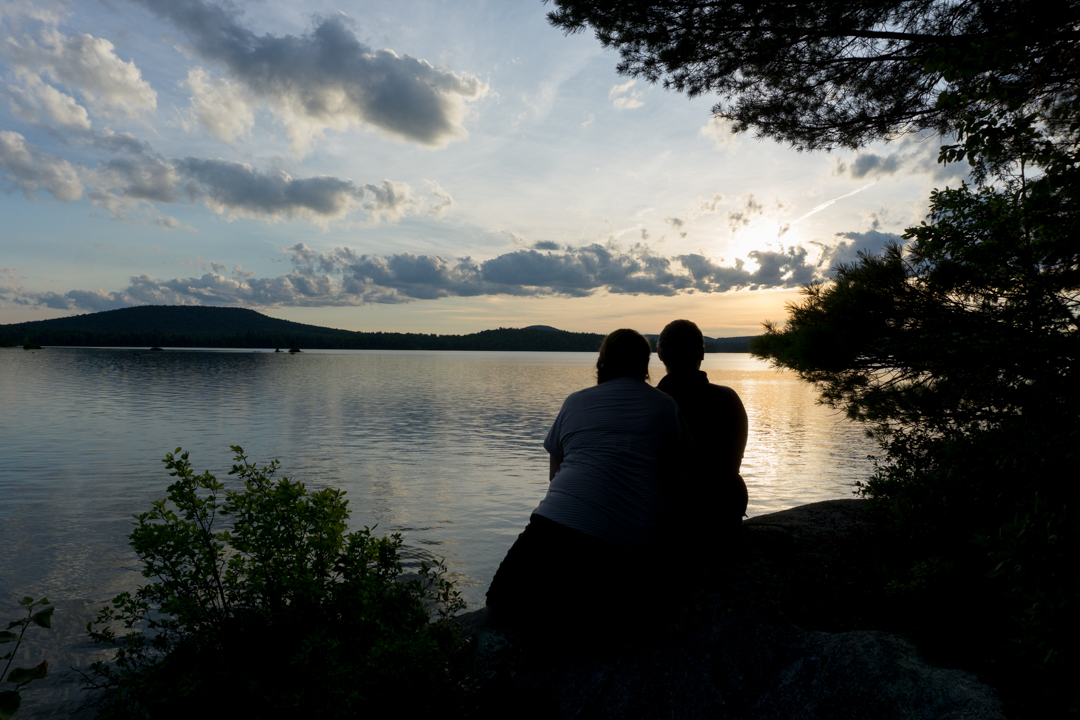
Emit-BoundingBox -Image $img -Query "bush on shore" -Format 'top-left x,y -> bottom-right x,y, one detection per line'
83,447 -> 471,719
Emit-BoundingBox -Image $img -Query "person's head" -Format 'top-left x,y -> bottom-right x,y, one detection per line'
596,328 -> 651,384
657,319 -> 705,372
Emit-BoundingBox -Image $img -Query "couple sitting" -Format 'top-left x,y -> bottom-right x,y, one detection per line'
486,319 -> 748,638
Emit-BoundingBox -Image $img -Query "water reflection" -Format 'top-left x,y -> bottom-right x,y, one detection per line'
1,348 -> 877,607
1,346 -> 879,717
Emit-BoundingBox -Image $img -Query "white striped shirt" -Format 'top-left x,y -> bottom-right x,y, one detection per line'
536,377 -> 692,549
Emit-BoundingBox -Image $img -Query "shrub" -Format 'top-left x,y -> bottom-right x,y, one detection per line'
1,597 -> 52,719
84,447 -> 469,719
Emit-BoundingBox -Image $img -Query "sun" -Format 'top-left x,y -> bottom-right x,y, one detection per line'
720,219 -> 809,266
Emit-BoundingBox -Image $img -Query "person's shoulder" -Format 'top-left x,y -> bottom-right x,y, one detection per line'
640,382 -> 682,411
705,382 -> 741,399
700,379 -> 745,412
700,372 -> 742,399
560,384 -> 596,407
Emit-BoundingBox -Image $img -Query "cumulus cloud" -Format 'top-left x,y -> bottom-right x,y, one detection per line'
137,0 -> 486,151
11,238 -> 883,312
609,79 -> 643,111
3,27 -> 157,122
6,73 -> 91,131
0,130 -> 82,200
700,116 -> 738,148
181,67 -> 255,143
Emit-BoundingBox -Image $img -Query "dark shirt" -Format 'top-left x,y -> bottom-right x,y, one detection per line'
657,369 -> 749,528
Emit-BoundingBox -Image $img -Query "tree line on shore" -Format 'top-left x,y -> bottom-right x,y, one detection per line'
0,306 -> 754,352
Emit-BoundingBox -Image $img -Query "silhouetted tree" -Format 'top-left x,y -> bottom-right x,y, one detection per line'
547,0 -> 1080,153
546,2 -> 1080,715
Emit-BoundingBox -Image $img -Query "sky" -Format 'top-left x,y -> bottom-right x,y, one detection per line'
0,0 -> 969,337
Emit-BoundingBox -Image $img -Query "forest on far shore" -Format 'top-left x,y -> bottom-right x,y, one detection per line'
0,305 -> 755,353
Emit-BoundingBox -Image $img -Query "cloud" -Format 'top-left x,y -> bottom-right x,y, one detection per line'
359,179 -> 417,223
700,116 -> 738,149
181,67 -> 255,143
0,132 -> 436,225
609,79 -> 643,111
176,157 -> 366,222
4,28 -> 157,121
726,194 -> 764,233
0,0 -> 69,26
6,73 -> 92,131
137,0 -> 486,151
815,229 -> 904,270
12,238 -> 871,312
699,193 -> 725,212
87,153 -> 182,218
664,215 -> 688,238
834,138 -> 969,183
425,180 -> 454,217
0,130 -> 83,200
678,246 -> 818,292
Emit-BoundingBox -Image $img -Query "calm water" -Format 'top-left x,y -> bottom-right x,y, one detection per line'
0,347 -> 877,717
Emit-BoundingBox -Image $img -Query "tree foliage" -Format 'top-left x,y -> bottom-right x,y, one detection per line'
83,447 -> 470,719
547,1 -> 1080,715
547,0 -> 1080,151
745,77 -> 1080,720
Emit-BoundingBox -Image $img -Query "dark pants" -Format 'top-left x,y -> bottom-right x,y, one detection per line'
486,514 -> 640,643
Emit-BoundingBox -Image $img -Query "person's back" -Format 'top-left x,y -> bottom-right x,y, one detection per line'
656,320 -> 748,538
486,328 -> 692,641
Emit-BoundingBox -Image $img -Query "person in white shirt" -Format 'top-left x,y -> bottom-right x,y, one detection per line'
485,328 -> 692,639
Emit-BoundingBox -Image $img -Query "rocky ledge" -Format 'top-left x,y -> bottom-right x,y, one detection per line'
453,499 -> 1005,719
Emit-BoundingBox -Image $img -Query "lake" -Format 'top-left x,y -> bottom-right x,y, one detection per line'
0,347 -> 878,717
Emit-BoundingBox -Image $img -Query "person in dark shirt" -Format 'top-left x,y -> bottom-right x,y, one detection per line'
656,319 -> 749,536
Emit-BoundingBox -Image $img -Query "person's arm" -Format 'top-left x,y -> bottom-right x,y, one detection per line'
549,454 -> 562,482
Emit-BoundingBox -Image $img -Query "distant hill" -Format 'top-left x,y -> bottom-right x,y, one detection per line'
0,305 -> 756,352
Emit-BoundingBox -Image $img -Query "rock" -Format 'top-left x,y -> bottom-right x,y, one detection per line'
455,500 -> 1005,719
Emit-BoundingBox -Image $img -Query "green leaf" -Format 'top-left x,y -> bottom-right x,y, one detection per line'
29,607 -> 53,629
0,632 -> 17,644
7,661 -> 47,685
0,690 -> 21,720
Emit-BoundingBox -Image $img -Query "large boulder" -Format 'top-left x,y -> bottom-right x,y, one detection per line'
455,500 -> 1005,719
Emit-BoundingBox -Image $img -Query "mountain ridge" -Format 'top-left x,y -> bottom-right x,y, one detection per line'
0,305 -> 756,352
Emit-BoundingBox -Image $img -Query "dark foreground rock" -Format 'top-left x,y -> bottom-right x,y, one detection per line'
453,500 -> 1004,719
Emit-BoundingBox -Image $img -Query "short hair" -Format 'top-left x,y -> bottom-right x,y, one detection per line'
657,319 -> 704,371
596,328 -> 651,384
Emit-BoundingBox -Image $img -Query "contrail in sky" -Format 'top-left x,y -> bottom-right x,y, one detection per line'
791,182 -> 876,225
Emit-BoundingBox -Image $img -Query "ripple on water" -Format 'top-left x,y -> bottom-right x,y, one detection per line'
1,347 -> 878,719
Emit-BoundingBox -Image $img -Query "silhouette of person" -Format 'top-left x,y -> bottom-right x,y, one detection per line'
485,328 -> 692,639
656,319 -> 749,536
